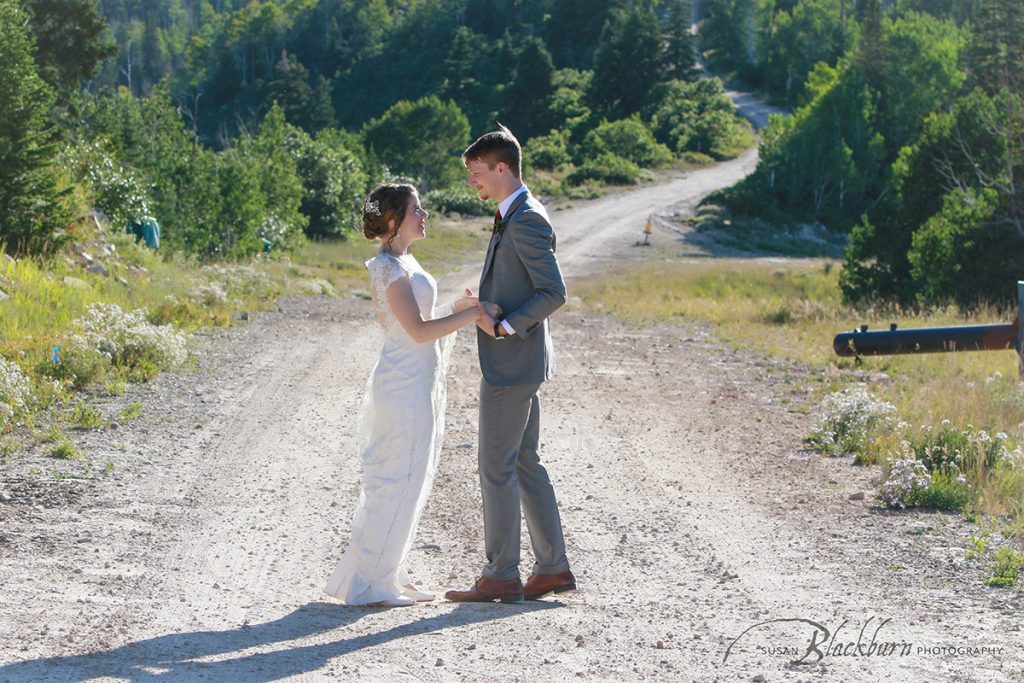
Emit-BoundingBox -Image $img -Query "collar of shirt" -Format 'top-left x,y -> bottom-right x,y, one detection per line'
497,185 -> 528,220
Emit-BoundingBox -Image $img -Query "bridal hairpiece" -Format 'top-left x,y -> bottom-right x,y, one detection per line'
364,198 -> 381,216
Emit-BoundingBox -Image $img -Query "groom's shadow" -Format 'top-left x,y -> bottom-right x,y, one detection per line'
0,600 -> 561,682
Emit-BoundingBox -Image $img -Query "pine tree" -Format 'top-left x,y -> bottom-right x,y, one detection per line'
141,11 -> 165,94
969,0 -> 1024,94
663,0 -> 697,81
590,5 -> 665,118
23,0 -> 116,91
503,37 -> 556,140
268,50 -> 313,129
308,75 -> 337,132
0,1 -> 70,254
856,0 -> 889,89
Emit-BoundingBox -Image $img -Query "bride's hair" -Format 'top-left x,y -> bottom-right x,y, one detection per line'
363,183 -> 417,249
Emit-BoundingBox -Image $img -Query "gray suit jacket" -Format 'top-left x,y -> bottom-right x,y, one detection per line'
478,190 -> 567,387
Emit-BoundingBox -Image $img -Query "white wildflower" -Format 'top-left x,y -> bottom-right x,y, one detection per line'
881,458 -> 932,509
0,357 -> 32,427
68,302 -> 188,369
298,278 -> 336,297
191,281 -> 229,306
810,386 -> 897,455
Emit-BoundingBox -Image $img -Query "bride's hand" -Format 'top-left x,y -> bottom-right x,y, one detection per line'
454,288 -> 479,313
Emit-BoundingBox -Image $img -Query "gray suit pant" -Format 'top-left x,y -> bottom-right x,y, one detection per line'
479,378 -> 569,581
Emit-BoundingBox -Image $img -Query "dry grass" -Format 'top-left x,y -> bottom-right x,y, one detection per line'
573,258 -> 1024,525
573,259 -> 1021,432
273,214 -> 491,294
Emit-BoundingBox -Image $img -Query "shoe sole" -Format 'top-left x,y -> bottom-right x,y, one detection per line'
525,583 -> 577,601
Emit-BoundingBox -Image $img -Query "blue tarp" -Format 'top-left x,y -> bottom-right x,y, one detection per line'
127,218 -> 160,249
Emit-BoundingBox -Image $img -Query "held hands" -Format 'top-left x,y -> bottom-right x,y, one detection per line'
462,288 -> 502,327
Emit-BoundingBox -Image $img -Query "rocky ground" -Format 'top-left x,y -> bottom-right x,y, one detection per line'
2,153 -> 1023,682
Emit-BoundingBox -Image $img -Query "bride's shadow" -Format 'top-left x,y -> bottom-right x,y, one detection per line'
0,600 -> 561,682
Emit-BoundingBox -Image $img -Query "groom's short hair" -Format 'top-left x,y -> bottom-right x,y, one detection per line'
462,123 -> 522,178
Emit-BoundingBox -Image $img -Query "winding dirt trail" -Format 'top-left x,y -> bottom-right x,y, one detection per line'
3,149 -> 1024,681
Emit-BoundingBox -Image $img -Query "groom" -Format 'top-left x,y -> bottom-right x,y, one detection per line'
445,125 -> 576,604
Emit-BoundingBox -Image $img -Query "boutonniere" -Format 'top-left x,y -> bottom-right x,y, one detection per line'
492,213 -> 508,237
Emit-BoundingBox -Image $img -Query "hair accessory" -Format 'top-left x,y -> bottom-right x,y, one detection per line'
364,198 -> 381,216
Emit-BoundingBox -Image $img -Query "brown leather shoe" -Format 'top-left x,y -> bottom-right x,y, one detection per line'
444,577 -> 524,604
523,570 -> 577,600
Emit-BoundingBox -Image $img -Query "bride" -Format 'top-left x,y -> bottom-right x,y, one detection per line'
324,183 -> 498,607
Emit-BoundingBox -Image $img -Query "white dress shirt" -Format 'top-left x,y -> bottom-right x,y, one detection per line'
495,184 -> 529,336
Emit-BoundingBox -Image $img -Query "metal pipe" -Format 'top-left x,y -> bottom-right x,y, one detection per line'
833,323 -> 1018,357
832,281 -> 1024,377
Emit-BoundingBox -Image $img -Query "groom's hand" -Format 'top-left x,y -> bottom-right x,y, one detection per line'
480,302 -> 502,319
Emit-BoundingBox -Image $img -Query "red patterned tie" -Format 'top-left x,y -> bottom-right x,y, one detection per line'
492,210 -> 502,235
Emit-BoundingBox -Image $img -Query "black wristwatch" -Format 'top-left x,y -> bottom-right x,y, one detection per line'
493,320 -> 506,340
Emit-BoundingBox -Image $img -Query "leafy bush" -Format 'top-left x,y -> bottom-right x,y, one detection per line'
59,140 -> 151,232
579,117 -> 673,168
880,459 -> 934,508
423,187 -> 493,216
198,264 -> 277,300
645,79 -> 743,157
808,387 -> 897,455
878,423 -> 1022,511
565,152 -> 641,187
527,129 -> 571,171
285,126 -> 368,239
361,96 -> 470,191
295,278 -> 337,296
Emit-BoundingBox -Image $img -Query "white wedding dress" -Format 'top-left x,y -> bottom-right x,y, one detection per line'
324,251 -> 456,605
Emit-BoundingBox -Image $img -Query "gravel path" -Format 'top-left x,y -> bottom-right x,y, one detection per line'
2,158 -> 1023,682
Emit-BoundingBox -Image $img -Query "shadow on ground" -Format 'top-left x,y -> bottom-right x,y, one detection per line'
0,600 -> 560,682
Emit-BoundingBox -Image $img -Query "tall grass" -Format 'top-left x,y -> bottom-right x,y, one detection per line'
573,259 -> 1024,526
265,215 -> 491,294
1,214 -> 489,445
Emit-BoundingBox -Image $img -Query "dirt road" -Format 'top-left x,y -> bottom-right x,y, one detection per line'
2,154 -> 1023,682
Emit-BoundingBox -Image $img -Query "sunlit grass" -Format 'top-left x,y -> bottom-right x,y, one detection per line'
573,258 -> 1024,523
1,214 -> 491,456
573,259 -> 1021,430
278,214 -> 491,293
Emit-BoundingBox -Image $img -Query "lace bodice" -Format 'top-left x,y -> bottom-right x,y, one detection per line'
366,252 -> 438,333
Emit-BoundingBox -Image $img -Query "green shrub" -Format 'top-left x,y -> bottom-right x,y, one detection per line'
118,401 -> 142,422
579,117 -> 673,168
906,422 -> 1017,473
527,129 -> 571,171
69,402 -> 104,429
46,303 -> 188,388
986,548 -> 1024,587
50,439 -> 81,460
880,458 -> 972,510
58,140 -> 152,232
423,187 -> 493,216
565,153 -> 641,187
285,125 -> 368,239
42,347 -> 109,391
